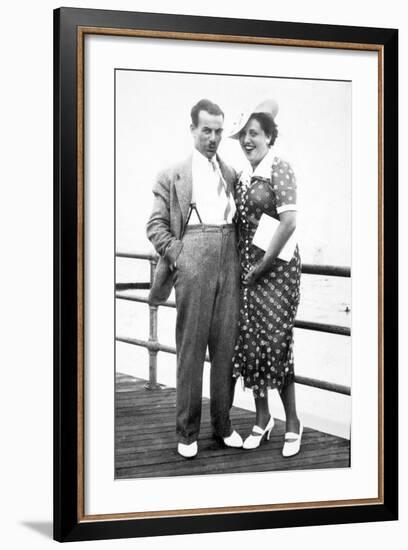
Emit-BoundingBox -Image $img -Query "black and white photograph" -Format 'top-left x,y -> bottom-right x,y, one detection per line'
0,0 -> 402,546
53,3 -> 397,539
114,69 -> 352,479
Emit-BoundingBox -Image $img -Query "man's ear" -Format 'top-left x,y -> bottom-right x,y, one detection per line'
190,123 -> 196,133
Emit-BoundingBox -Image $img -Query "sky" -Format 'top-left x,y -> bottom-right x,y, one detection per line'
115,68 -> 351,266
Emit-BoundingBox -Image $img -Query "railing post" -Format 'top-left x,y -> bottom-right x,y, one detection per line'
144,255 -> 161,391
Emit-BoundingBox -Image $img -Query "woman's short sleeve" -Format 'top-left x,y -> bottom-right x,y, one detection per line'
271,159 -> 297,214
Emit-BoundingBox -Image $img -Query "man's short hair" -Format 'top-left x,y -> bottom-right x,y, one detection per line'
190,99 -> 224,126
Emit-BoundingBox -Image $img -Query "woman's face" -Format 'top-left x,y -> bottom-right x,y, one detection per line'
239,118 -> 270,168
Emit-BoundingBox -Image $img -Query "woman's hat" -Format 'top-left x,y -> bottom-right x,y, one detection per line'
228,98 -> 279,140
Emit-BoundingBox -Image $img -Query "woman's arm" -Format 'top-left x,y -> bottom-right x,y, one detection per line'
244,211 -> 297,285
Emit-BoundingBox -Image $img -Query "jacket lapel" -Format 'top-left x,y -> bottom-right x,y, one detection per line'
217,155 -> 236,197
175,155 -> 193,224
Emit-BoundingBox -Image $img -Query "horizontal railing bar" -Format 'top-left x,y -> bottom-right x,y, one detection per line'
116,282 -> 150,290
116,336 -> 210,362
116,336 -> 350,395
116,293 -> 176,308
115,293 -> 350,336
115,251 -> 350,278
294,375 -> 351,396
295,320 -> 350,336
116,251 -> 157,261
301,264 -> 350,277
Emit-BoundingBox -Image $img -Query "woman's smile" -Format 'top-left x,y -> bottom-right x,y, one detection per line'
239,118 -> 270,168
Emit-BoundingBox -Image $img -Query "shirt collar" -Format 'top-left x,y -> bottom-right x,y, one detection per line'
193,148 -> 220,171
239,148 -> 276,187
252,147 -> 276,178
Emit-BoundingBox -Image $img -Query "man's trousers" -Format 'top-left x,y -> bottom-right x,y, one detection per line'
173,224 -> 240,444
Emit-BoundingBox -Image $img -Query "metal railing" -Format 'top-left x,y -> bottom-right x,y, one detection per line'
115,251 -> 351,395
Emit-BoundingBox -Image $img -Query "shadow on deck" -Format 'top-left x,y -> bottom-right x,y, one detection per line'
115,373 -> 350,479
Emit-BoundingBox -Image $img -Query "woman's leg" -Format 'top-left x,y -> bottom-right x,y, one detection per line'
280,380 -> 300,433
253,392 -> 271,430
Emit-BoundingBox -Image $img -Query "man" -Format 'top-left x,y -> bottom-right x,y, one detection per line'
146,99 -> 242,458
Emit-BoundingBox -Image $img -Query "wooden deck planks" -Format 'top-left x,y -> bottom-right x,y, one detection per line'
115,373 -> 350,479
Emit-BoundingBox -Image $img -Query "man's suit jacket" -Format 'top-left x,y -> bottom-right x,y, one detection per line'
146,153 -> 237,305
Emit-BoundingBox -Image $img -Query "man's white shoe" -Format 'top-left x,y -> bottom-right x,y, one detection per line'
177,441 -> 198,458
223,430 -> 243,448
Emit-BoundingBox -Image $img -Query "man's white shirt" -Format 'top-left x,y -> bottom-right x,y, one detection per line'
190,149 -> 236,225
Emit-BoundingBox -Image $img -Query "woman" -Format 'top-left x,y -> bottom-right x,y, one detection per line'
229,99 -> 302,457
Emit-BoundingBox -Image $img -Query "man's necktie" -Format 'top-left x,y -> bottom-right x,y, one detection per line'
210,158 -> 231,222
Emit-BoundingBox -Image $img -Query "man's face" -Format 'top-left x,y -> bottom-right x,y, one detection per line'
191,110 -> 224,159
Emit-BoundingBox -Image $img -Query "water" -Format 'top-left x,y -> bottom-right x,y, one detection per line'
116,260 -> 351,439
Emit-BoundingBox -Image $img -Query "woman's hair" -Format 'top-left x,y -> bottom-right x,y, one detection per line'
247,112 -> 278,147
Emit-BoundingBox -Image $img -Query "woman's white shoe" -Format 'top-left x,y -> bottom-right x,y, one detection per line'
243,416 -> 275,449
282,421 -> 303,457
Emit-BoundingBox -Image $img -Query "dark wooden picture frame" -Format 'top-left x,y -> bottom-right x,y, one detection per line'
54,7 -> 398,542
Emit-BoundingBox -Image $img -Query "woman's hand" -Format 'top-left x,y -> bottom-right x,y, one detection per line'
244,263 -> 262,286
252,211 -> 297,276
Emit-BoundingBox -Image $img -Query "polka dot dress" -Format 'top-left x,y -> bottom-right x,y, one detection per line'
232,157 -> 301,398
